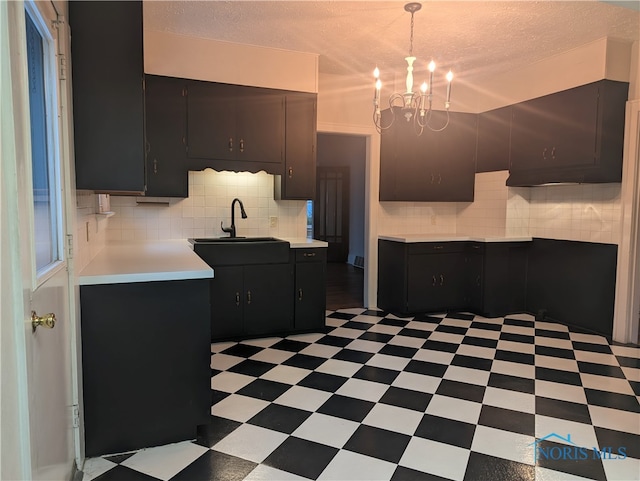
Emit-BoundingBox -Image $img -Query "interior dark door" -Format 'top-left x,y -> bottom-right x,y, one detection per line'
314,166 -> 350,263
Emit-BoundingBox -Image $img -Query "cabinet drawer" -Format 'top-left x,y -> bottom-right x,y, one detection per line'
407,242 -> 468,255
295,248 -> 327,262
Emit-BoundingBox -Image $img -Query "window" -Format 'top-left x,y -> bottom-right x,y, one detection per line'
25,5 -> 62,276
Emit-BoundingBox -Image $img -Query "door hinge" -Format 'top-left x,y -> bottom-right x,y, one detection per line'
71,404 -> 79,428
58,52 -> 67,81
66,234 -> 73,259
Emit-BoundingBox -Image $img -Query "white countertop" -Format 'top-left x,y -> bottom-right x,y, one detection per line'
379,234 -> 533,243
78,240 -> 214,286
283,237 -> 328,248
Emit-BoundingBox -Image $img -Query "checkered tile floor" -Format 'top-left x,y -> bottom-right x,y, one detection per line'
83,309 -> 640,481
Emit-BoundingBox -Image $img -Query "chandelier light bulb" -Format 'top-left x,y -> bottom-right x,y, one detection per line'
420,81 -> 428,93
446,70 -> 453,82
428,60 -> 436,72
376,79 -> 382,91
374,66 -> 380,79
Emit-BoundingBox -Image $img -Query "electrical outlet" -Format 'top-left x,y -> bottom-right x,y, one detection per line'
269,216 -> 278,228
431,215 -> 437,225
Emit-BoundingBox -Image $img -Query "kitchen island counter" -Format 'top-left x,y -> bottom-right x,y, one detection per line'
379,234 -> 532,243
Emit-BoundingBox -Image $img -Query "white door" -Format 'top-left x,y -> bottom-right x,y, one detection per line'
1,1 -> 76,479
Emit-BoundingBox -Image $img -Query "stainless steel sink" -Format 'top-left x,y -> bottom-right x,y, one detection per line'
190,237 -> 290,266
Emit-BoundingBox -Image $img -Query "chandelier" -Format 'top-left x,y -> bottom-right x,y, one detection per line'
373,2 -> 453,135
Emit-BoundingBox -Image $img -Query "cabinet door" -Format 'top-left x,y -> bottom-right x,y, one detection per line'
408,253 -> 466,312
279,93 -> 317,199
295,261 -> 327,331
394,114 -> 426,201
379,108 -> 399,201
187,81 -> 237,161
466,250 -> 484,313
210,266 -> 244,340
145,75 -> 188,197
237,90 -> 285,164
69,1 -> 145,192
510,94 -> 556,171
244,264 -> 293,336
476,106 -> 511,173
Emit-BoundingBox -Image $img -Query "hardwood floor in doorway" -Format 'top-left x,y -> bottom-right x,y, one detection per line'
326,262 -> 364,310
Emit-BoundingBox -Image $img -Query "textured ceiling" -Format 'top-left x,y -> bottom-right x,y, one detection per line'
143,1 -> 639,82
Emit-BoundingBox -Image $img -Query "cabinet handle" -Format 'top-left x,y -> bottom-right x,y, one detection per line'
551,147 -> 556,160
430,173 -> 435,184
437,173 -> 442,184
476,275 -> 481,286
440,274 -> 444,286
433,245 -> 444,250
145,140 -> 151,154
298,288 -> 303,301
542,147 -> 547,160
153,158 -> 158,174
432,275 -> 437,286
228,137 -> 233,152
472,245 -> 480,250
303,252 -> 316,257
247,290 -> 251,304
239,139 -> 244,153
288,167 -> 293,178
235,292 -> 240,307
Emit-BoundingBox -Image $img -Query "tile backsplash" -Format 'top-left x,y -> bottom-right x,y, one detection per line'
105,170 -> 307,242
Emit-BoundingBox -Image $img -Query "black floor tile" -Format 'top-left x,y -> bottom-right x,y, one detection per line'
332,348 -> 374,364
103,453 -> 135,464
572,341 -> 612,354
487,373 -> 535,394
499,332 -> 535,344
379,344 -> 418,358
270,339 -> 310,352
361,309 -> 386,317
327,311 -> 358,320
359,331 -> 395,343
462,336 -> 498,349
503,318 -> 535,328
535,396 -> 592,424
297,371 -> 348,392
584,388 -> 640,413
405,359 -> 449,378
379,318 -> 409,327
535,328 -> 571,340
422,339 -> 460,353
392,465 -> 452,481
413,314 -> 443,323
436,379 -> 485,403
398,328 -> 433,340
211,390 -> 230,406
615,355 -> 640,369
470,321 -> 502,331
463,452 -> 535,481
451,354 -> 493,371
446,312 -> 475,321
414,414 -> 476,449
594,426 -> 640,459
170,450 -> 256,481
236,379 -> 292,402
379,386 -> 432,412
344,425 -> 411,463
262,437 -> 338,479
247,404 -> 311,434
317,394 -> 375,422
282,353 -> 326,370
195,416 -> 242,448
495,350 -> 535,365
535,345 -> 576,359
630,380 -> 640,397
535,367 -> 582,386
316,334 -> 353,348
342,320 -> 374,330
228,359 -> 277,377
478,405 -> 535,436
577,361 -> 626,378
94,465 -> 160,481
354,365 -> 400,384
220,343 -> 263,358
535,439 -> 606,481
435,324 -> 468,335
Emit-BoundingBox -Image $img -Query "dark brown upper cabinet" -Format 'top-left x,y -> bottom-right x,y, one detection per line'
69,1 -> 145,193
186,81 -> 285,173
507,80 -> 628,186
379,110 -> 477,202
144,75 -> 189,198
476,106 -> 512,173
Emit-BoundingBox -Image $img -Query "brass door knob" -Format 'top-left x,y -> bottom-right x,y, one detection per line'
32,311 -> 56,332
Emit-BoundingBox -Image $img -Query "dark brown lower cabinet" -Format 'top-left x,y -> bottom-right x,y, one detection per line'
294,248 -> 327,331
80,279 -> 211,457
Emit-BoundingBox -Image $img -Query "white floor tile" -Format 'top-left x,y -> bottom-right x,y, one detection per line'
483,386 -> 536,414
602,454 -> 640,481
353,314 -> 387,324
242,337 -> 281,348
292,412 -> 360,448
621,366 -> 640,382
211,371 -> 255,393
366,323 -> 403,335
365,353 -> 411,371
345,338 -> 386,353
260,365 -> 311,385
535,466 -> 598,481
535,380 -> 588,404
391,371 -> 442,394
274,385 -> 332,412
443,365 -> 491,386
535,321 -> 567,332
535,337 -> 574,350
336,378 -> 388,402
404,320 -> 438,332
471,425 -> 535,465
535,415 -> 599,448
245,464 -> 310,481
121,441 -> 209,481
569,332 -> 610,344
440,318 -> 473,328
535,355 -> 579,372
412,349 -> 455,366
318,449 -> 397,481
426,394 -> 482,424
506,313 -> 535,322
611,345 -> 640,358
329,327 -> 364,339
249,348 -> 296,365
362,403 -> 423,435
211,353 -> 245,371
388,335 -> 426,349
82,457 -> 117,481
574,350 -> 620,366
588,405 -> 640,434
212,423 -> 287,463
501,324 -> 535,336
315,359 -> 363,378
428,331 -> 465,344
326,317 -> 346,328
497,340 -> 535,355
466,327 -> 502,340
399,437 -> 470,481
579,373 -> 636,395
299,343 -> 342,359
210,394 -> 270,422
455,344 -> 497,360
491,359 -> 536,379
211,341 -> 236,353
285,332 -> 325,343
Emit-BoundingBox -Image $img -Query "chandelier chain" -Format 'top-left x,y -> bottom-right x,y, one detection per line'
409,11 -> 414,57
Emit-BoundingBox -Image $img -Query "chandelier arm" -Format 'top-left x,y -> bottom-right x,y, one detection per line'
425,110 -> 451,132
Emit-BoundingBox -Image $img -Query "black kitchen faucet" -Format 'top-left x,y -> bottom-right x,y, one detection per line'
221,198 -> 247,238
